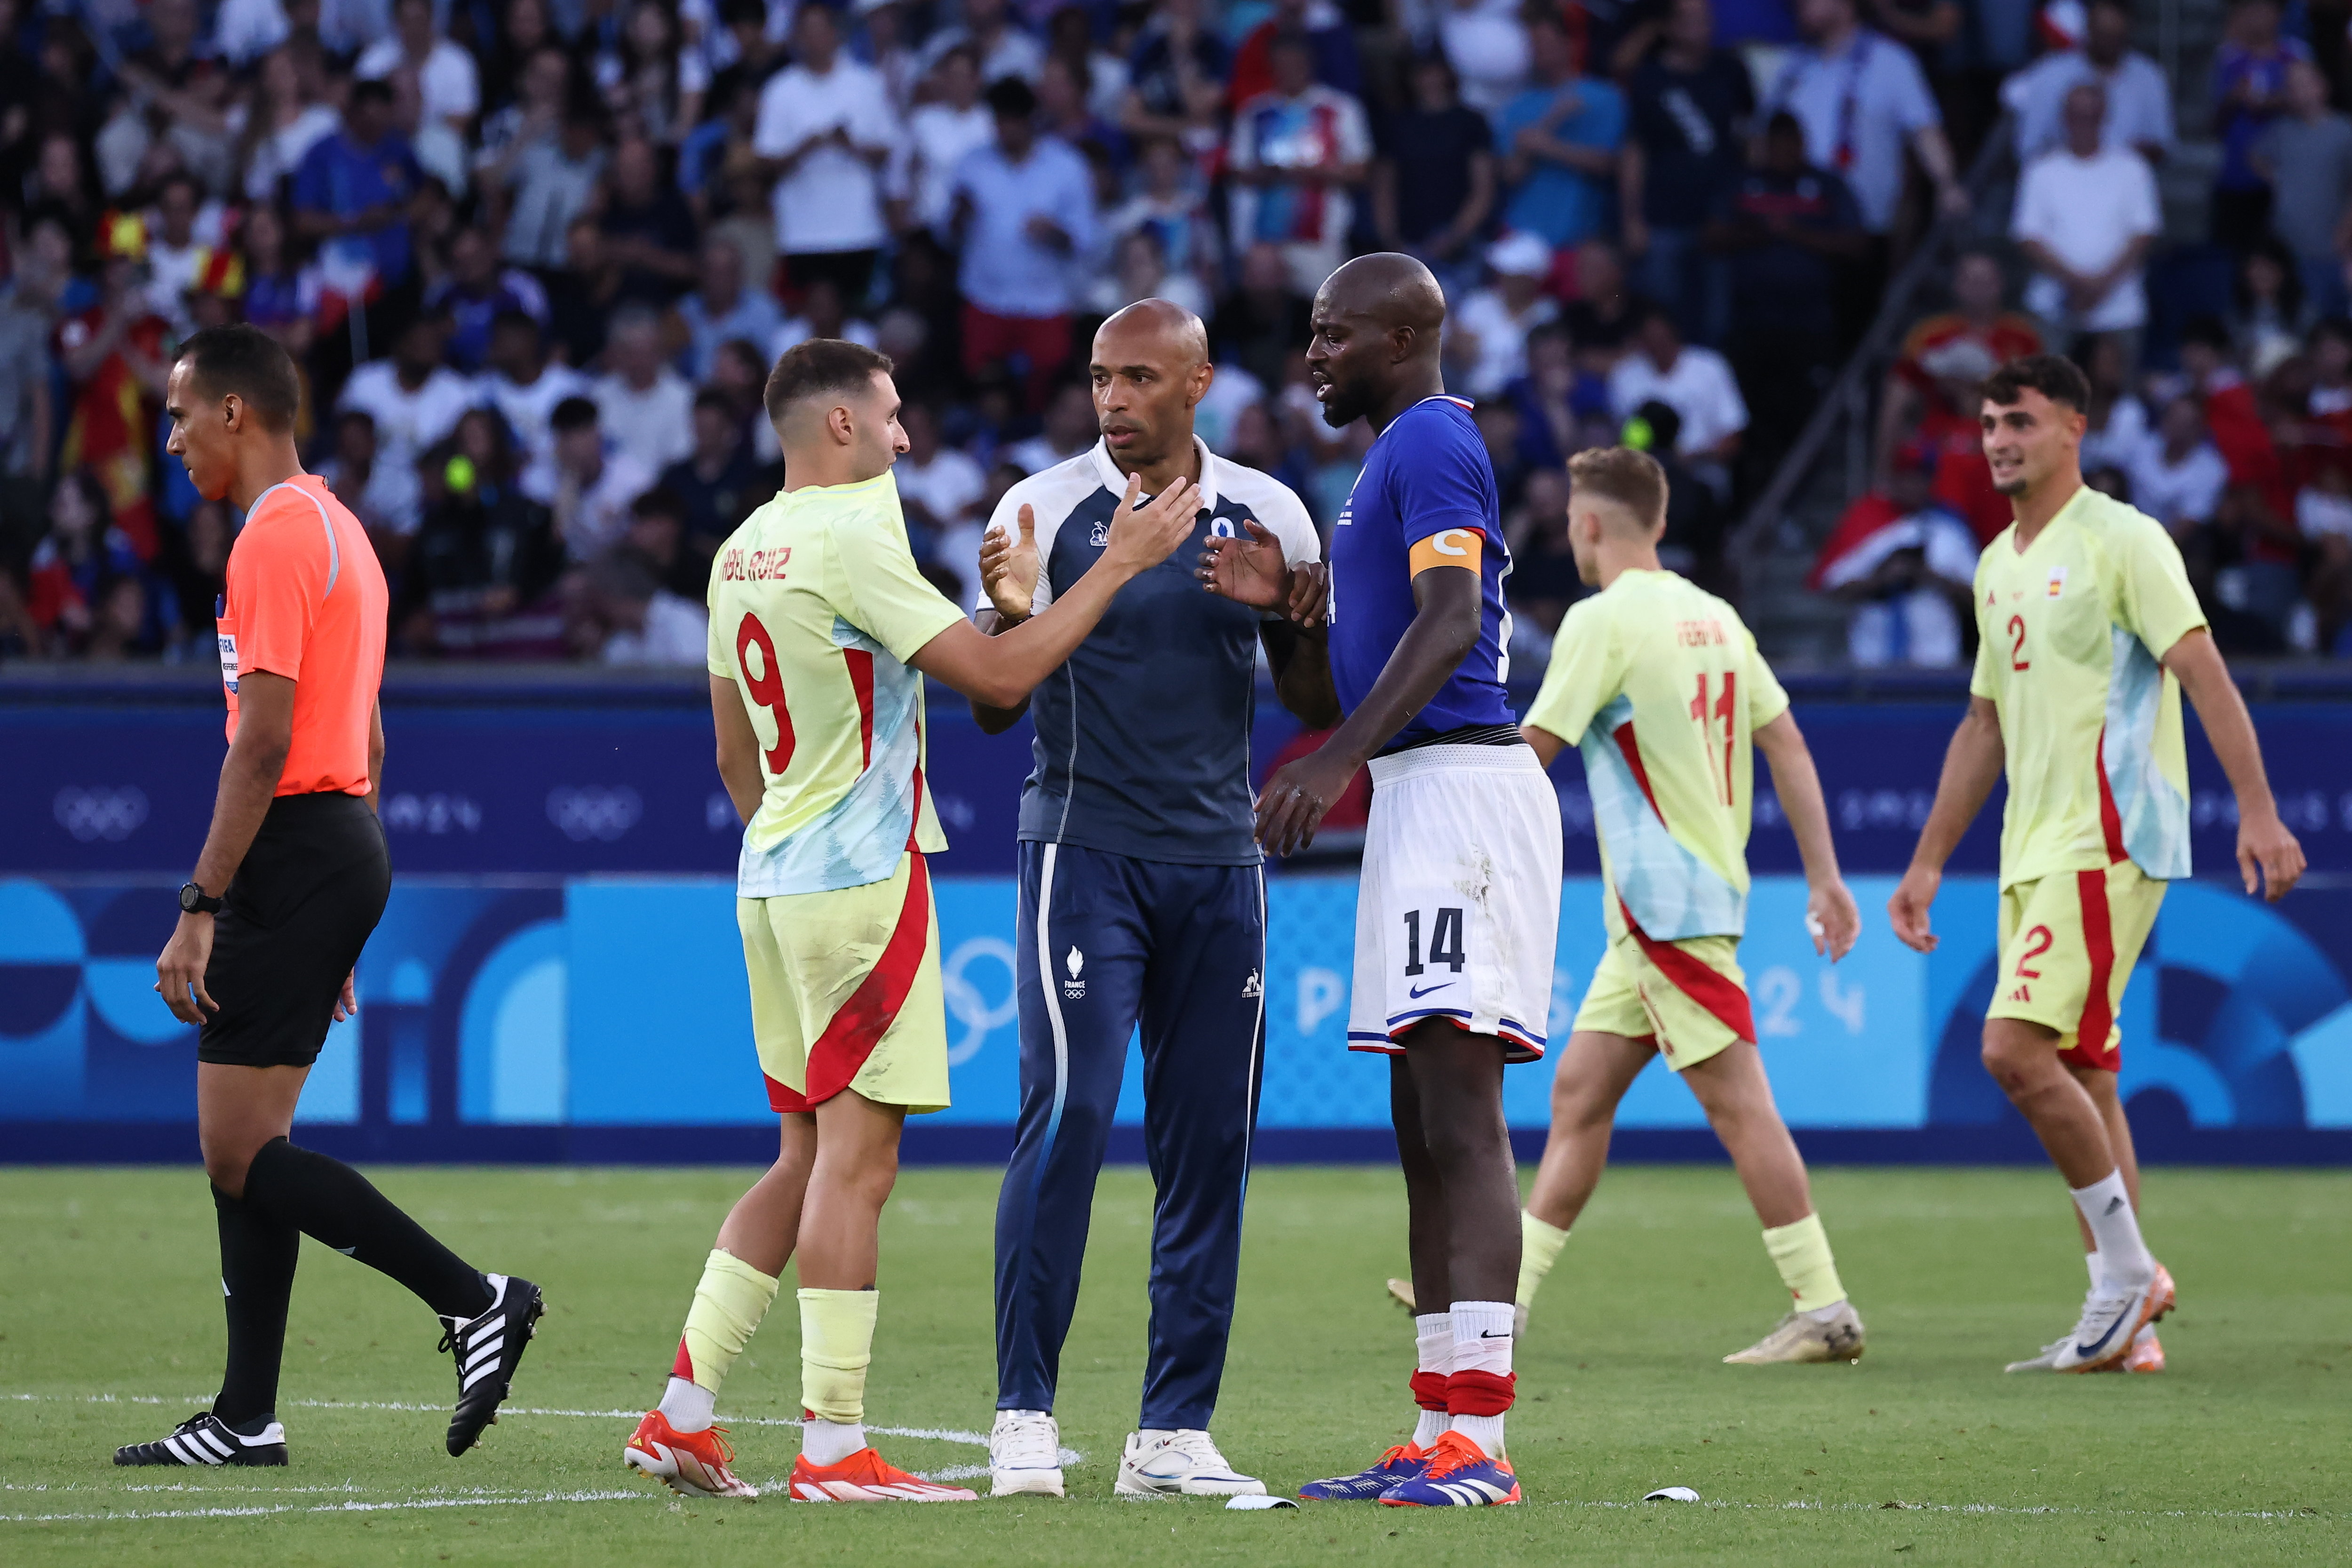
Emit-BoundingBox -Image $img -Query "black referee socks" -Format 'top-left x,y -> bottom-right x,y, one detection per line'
211,1182 -> 299,1430
242,1138 -> 495,1322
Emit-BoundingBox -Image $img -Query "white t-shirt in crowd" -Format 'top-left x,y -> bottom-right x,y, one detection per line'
2003,49 -> 2175,162
768,314 -> 880,363
1764,29 -> 1940,234
355,37 -> 482,128
896,447 -> 988,532
338,361 -> 475,493
895,102 -> 996,236
753,58 -> 899,255
1440,0 -> 1532,115
1607,344 -> 1749,455
594,370 -> 697,477
2079,393 -> 2153,477
473,362 -> 589,492
604,590 -> 711,665
2298,486 -> 2352,541
2012,145 -> 2161,334
1452,288 -> 1559,398
2125,439 -> 2229,527
553,448 -> 656,561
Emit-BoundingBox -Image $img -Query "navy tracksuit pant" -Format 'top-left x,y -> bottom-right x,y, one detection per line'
993,840 -> 1266,1431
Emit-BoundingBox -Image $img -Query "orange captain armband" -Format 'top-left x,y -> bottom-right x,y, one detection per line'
1408,527 -> 1485,577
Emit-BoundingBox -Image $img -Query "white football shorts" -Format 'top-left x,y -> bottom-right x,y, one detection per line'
1347,742 -> 1564,1063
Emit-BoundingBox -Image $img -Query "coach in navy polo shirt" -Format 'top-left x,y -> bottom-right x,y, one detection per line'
972,300 -> 1336,1500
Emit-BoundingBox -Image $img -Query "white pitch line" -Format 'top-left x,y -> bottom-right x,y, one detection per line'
1,1489 -> 649,1524
1565,1498 -> 2330,1523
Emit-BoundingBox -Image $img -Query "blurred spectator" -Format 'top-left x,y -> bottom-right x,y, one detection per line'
1089,228 -> 1212,318
24,471 -> 142,656
1608,304 -> 1748,488
1763,0 -> 1965,238
677,233 -> 784,380
1501,465 -> 1579,633
2299,455 -> 2352,648
1811,468 -> 1980,667
1494,10 -> 1625,251
2128,394 -> 2230,531
1122,0 -> 1231,154
57,240 -> 171,559
660,388 -> 763,591
1226,0 -> 1364,109
546,215 -> 624,366
429,226 -> 551,371
478,310 -> 591,493
1877,249 -> 2042,485
951,77 -> 1097,410
1105,135 -> 1220,285
358,0 -> 482,139
547,395 -> 656,562
597,133 -> 701,306
1449,232 -> 1559,398
318,410 -> 423,544
1006,382 -> 1100,474
339,311 -> 473,538
240,47 -> 342,204
1212,242 -> 1315,395
595,305 -> 697,475
894,398 -> 986,543
755,1 -> 897,303
1371,55 -> 1496,299
1622,0 -> 1753,347
142,174 -> 213,337
921,0 -> 1047,87
2011,84 -> 2159,342
401,406 -> 566,655
1438,0 -> 1533,118
1046,7 -> 1130,124
293,78 -> 424,294
588,548 -> 709,664
894,44 -> 993,239
162,500 -> 233,657
1504,323 -> 1613,470
478,45 -> 574,185
1711,110 -> 1867,487
1560,238 -> 1639,365
494,101 -> 610,273
2077,331 -> 2153,475
2003,0 -> 2173,165
2232,239 -> 2304,376
771,277 -> 881,359
2210,0 -> 2307,247
1227,31 -> 1372,296
0,226 -> 55,554
2251,59 -> 2352,321
596,0 -> 709,145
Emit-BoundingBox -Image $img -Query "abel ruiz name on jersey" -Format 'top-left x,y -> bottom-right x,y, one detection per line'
989,440 -> 1320,866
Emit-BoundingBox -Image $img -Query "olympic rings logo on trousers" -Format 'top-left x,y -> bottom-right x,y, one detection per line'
54,787 -> 150,843
941,937 -> 1018,1066
546,786 -> 643,843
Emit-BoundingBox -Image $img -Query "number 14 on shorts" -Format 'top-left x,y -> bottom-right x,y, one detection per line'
1402,908 -> 1467,978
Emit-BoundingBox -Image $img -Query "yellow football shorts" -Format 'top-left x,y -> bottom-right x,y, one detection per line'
1572,927 -> 1755,1072
1985,858 -> 2165,1072
737,849 -> 951,1114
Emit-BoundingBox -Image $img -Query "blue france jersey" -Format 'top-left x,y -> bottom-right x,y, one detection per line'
981,438 -> 1322,864
1327,395 -> 1516,745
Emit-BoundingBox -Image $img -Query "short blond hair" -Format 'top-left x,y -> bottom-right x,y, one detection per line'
1566,445 -> 1668,530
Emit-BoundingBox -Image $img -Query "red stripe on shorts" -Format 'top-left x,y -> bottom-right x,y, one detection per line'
2094,724 -> 2127,863
2064,868 -> 2120,1072
764,1073 -> 812,1113
1620,898 -> 1756,1044
802,852 -> 932,1106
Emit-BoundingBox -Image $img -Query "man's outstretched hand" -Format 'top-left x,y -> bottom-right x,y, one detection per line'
1198,519 -> 1321,622
1256,745 -> 1354,856
980,502 -> 1041,621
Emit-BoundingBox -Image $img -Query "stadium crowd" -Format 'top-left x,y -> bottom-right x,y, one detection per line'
2,0 -> 2352,666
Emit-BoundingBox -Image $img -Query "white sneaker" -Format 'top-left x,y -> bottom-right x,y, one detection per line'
1724,1301 -> 1867,1364
2005,1265 -> 2175,1374
989,1409 -> 1065,1498
1114,1429 -> 1265,1498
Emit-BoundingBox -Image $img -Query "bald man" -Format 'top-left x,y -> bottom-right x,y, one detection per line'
1205,254 -> 1560,1507
973,300 -> 1336,1499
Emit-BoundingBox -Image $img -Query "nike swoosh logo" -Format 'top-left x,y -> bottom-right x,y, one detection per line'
1407,982 -> 1453,998
1479,1329 -> 1510,1337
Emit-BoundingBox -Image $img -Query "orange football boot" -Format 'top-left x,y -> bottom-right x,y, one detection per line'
625,1410 -> 757,1499
788,1446 -> 979,1502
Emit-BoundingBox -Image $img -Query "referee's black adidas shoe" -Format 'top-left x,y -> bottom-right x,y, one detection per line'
439,1272 -> 545,1457
115,1412 -> 287,1467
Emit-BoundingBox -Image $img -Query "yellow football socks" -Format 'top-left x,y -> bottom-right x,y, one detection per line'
1761,1214 -> 1847,1313
799,1287 -> 880,1425
1517,1212 -> 1571,1307
680,1249 -> 781,1393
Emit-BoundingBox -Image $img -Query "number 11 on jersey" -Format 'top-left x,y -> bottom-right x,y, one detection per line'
1691,672 -> 1736,806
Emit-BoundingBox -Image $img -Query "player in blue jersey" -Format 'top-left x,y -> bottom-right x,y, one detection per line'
969,299 -> 1335,1498
1205,255 -> 1562,1508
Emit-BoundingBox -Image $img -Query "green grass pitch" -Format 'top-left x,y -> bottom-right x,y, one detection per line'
2,1163 -> 2347,1566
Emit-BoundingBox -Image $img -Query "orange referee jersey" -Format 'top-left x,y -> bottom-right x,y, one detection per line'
216,473 -> 388,797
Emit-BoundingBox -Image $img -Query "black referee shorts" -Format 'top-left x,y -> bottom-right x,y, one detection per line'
197,791 -> 392,1070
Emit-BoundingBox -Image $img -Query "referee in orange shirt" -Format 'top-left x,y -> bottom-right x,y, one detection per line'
117,326 -> 543,1470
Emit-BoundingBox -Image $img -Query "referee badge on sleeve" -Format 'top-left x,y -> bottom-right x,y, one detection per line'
217,630 -> 240,695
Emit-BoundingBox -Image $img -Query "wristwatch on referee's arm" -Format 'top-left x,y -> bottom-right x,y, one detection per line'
179,882 -> 223,915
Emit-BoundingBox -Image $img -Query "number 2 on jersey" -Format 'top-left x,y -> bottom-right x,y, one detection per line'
2008,613 -> 2030,670
735,613 -> 796,773
1690,672 -> 1737,806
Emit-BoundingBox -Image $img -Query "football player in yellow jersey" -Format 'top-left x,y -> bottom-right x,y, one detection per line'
623,340 -> 1201,1501
1496,446 -> 1869,1364
1889,354 -> 2305,1375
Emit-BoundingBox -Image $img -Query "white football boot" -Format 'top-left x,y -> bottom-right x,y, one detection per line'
2005,1265 -> 2175,1373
